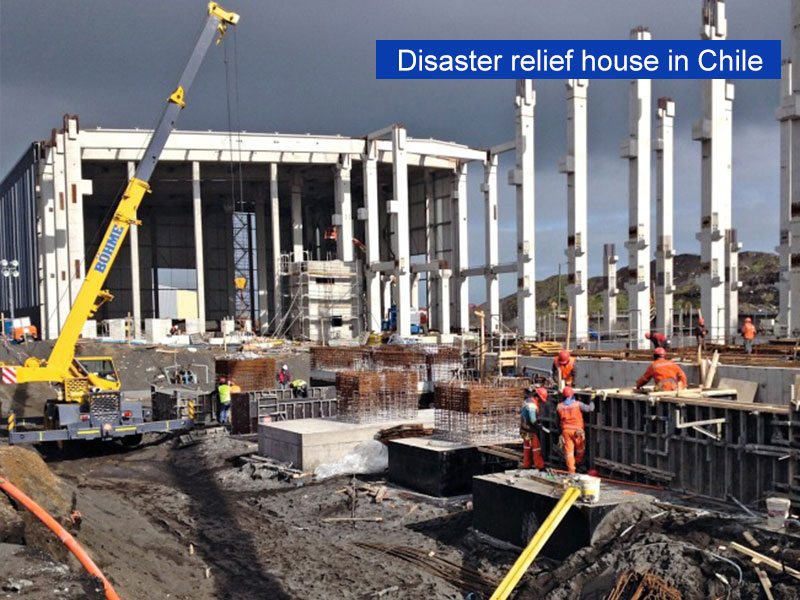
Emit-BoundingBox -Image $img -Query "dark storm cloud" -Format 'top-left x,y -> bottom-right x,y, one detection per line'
0,0 -> 790,302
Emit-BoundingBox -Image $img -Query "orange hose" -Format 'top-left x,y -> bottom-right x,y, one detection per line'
0,476 -> 121,600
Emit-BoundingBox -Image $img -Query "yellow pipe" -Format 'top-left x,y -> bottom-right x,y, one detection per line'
489,486 -> 581,600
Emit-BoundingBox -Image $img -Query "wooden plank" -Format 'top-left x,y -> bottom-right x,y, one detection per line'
729,542 -> 800,581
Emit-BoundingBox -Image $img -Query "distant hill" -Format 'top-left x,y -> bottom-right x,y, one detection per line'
493,251 -> 778,325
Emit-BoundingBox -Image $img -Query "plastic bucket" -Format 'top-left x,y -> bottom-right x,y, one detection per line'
259,415 -> 272,425
766,497 -> 790,528
578,475 -> 600,503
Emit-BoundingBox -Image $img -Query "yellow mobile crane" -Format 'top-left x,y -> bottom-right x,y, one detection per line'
3,3 -> 240,444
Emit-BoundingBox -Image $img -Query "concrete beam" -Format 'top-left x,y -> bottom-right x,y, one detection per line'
562,79 -> 589,345
623,27 -> 652,349
513,79 -> 537,339
655,98 -> 676,337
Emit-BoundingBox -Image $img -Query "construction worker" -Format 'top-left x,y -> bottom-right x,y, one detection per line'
520,387 -> 548,470
695,317 -> 707,351
556,386 -> 594,475
644,331 -> 669,349
290,378 -> 308,398
552,350 -> 576,390
742,317 -> 757,355
635,347 -> 687,392
217,377 -> 232,425
277,364 -> 291,390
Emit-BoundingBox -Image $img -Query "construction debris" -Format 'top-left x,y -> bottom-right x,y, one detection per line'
376,423 -> 434,444
604,570 -> 682,600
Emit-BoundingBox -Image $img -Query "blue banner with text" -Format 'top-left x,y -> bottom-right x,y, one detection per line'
375,40 -> 780,79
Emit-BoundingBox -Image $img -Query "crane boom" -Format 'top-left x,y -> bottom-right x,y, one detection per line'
9,3 -> 238,394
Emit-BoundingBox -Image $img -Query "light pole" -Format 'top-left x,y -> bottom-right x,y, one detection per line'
1,259 -> 20,320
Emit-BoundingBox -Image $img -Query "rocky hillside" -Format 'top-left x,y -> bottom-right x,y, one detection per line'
497,251 -> 779,322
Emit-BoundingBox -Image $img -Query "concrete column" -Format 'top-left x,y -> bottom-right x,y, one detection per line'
483,155 -> 500,332
788,0 -> 800,337
127,162 -> 142,339
410,272 -> 420,309
334,154 -> 353,262
452,163 -> 469,332
777,59 -> 793,337
62,117 -> 88,307
363,142 -> 382,330
255,181 -> 269,333
439,269 -> 451,335
603,244 -> 619,336
425,170 -> 441,331
725,228 -> 741,338
291,170 -> 303,260
561,79 -> 589,345
391,125 -> 411,337
511,79 -> 537,339
622,27 -> 652,349
192,161 -> 206,330
655,98 -> 676,338
382,275 -> 393,319
270,163 -> 282,324
51,127 -> 70,333
38,146 -> 58,339
694,1 -> 734,343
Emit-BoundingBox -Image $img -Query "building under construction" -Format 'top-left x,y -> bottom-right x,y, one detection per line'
1,1 -> 800,600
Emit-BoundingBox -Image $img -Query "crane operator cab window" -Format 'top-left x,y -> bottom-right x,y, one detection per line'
76,357 -> 119,383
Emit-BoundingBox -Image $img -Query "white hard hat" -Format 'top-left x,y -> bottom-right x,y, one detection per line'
282,364 -> 288,370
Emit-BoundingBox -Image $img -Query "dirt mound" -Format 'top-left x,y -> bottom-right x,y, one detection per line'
0,445 -> 73,562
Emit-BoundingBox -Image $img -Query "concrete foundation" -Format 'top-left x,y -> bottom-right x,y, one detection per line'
472,472 -> 654,559
387,437 -> 515,496
258,409 -> 434,471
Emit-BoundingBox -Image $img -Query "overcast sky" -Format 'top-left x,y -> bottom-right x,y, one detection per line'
0,0 -> 790,302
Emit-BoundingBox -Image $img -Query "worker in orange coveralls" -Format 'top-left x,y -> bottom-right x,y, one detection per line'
742,317 -> 757,355
552,350 -> 576,390
635,347 -> 687,392
556,386 -> 594,475
520,387 -> 548,470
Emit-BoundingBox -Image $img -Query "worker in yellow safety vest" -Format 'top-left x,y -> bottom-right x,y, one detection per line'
218,377 -> 232,425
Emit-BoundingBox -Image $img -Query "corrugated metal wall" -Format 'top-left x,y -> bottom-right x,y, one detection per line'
0,144 -> 41,325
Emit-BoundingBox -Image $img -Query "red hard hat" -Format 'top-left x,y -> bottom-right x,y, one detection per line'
745,317 -> 752,322
587,469 -> 599,477
654,347 -> 666,358
562,386 -> 574,398
698,317 -> 705,324
535,387 -> 548,403
219,376 -> 227,383
644,332 -> 651,339
558,350 -> 571,364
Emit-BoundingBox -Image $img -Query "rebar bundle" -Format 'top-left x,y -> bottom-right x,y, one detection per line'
335,370 -> 418,423
433,380 -> 527,444
215,357 -> 277,392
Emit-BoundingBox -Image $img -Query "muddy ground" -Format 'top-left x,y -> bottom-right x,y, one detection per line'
1,433 -> 799,600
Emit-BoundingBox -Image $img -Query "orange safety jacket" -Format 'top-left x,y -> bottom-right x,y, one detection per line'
742,323 -> 756,340
636,358 -> 687,391
556,399 -> 593,431
552,357 -> 576,384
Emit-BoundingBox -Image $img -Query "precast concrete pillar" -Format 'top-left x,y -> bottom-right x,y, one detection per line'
621,27 -> 652,350
511,79 -> 537,338
655,98 -> 676,338
37,148 -> 58,339
452,163 -> 469,332
603,244 -> 619,337
192,161 -> 207,329
291,170 -> 303,260
127,161 -> 143,338
62,117 -> 89,308
363,142 -> 382,331
776,59 -> 793,336
483,154 -> 500,332
391,125 -> 412,337
255,181 -> 269,333
561,79 -> 589,345
788,0 -> 800,336
334,154 -> 353,262
269,163 -> 282,324
694,1 -> 734,343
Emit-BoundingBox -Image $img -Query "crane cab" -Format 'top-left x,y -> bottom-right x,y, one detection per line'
74,356 -> 121,391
